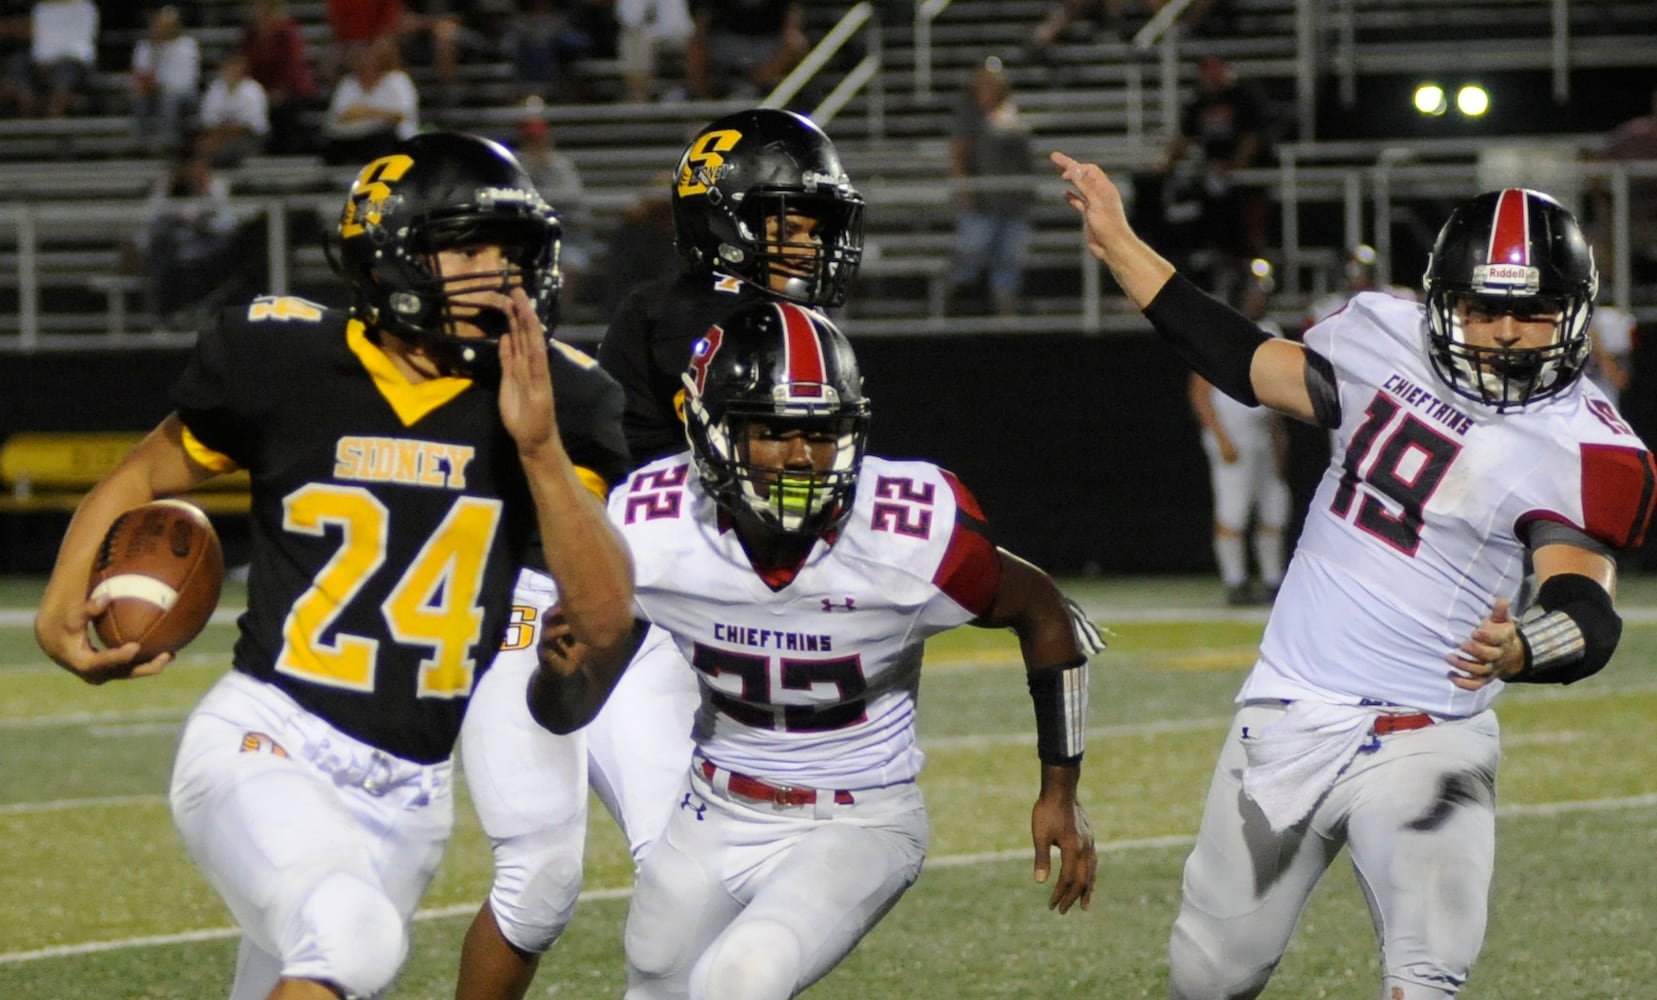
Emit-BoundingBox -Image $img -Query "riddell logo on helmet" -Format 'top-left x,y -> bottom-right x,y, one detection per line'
477,186 -> 538,206
1472,263 -> 1539,292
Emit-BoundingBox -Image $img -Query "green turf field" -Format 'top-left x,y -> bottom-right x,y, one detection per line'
3,575 -> 1655,999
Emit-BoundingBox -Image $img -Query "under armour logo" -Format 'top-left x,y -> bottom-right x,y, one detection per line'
680,792 -> 707,821
821,597 -> 857,613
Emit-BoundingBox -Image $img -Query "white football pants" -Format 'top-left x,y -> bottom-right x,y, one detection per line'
170,670 -> 453,1000
459,567 -> 700,953
1169,701 -> 1500,1000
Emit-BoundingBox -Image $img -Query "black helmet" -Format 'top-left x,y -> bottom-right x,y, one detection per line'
334,131 -> 562,375
682,301 -> 871,535
1423,188 -> 1597,410
671,108 -> 864,308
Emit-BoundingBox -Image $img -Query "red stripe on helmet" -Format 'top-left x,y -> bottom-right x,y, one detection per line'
688,325 -> 724,395
1487,189 -> 1531,267
778,303 -> 826,397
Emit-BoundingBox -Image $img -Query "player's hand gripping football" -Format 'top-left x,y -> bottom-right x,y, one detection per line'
1447,596 -> 1525,690
1031,767 -> 1097,915
35,588 -> 170,685
497,287 -> 557,457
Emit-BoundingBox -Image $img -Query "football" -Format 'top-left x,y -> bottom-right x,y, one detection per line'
88,499 -> 224,661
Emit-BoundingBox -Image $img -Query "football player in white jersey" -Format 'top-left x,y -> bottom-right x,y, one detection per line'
453,109 -> 870,1000
1189,258 -> 1290,605
529,300 -> 1099,1000
1055,151 -> 1656,999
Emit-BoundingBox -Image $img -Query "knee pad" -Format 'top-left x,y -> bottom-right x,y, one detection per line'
488,830 -> 585,954
284,871 -> 407,998
691,919 -> 800,1000
1168,917 -> 1274,1000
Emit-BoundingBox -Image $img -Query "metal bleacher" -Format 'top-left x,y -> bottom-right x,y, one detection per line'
1,0 -> 1656,349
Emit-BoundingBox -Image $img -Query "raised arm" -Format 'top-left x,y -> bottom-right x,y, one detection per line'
1051,151 -> 1319,424
497,288 -> 635,657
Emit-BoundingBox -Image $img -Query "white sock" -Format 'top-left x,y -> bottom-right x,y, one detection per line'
1214,534 -> 1247,587
1254,527 -> 1284,586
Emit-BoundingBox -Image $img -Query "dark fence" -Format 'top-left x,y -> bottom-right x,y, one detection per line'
8,326 -> 1655,576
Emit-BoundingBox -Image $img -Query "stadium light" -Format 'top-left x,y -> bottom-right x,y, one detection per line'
1456,84 -> 1490,117
1413,83 -> 1449,117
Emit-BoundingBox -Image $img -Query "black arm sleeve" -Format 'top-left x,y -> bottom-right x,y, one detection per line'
1512,573 -> 1621,685
1141,272 -> 1270,406
1304,349 -> 1342,429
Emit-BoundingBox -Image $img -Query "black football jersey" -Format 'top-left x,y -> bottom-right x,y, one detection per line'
597,270 -> 764,467
170,296 -> 628,763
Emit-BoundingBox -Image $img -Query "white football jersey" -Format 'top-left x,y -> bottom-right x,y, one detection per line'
1242,291 -> 1656,715
609,454 -> 1002,789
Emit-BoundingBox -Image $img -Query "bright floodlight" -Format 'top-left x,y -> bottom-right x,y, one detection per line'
1414,83 -> 1448,116
1456,84 -> 1490,117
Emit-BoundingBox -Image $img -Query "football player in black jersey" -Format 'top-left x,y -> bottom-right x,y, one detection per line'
35,131 -> 635,1000
453,108 -> 866,1000
601,107 -> 866,463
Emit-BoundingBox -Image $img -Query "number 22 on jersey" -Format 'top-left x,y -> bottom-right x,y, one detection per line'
275,483 -> 501,699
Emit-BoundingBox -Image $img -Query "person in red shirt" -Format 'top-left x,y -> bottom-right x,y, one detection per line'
241,0 -> 316,154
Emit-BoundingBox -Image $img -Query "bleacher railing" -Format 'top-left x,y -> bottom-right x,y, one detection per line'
2,147 -> 1652,347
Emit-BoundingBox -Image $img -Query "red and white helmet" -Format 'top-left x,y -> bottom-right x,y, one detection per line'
1423,188 -> 1597,410
681,301 -> 870,535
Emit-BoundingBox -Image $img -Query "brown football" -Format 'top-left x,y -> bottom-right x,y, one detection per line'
88,499 -> 224,661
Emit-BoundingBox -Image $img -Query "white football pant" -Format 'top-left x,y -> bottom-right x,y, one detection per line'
459,567 -> 700,954
1169,702 -> 1499,1000
624,762 -> 929,1000
170,670 -> 452,1000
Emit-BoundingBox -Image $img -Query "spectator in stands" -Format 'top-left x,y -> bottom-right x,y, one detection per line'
1027,0 -> 1223,52
514,108 -> 594,300
685,0 -> 805,101
134,149 -> 253,326
321,35 -> 420,166
241,0 -> 317,155
616,0 -> 692,102
1587,86 -> 1657,286
505,0 -> 607,103
0,0 -> 99,118
323,0 -> 404,85
129,6 -> 200,155
1157,54 -> 1273,292
195,52 -> 269,168
947,56 -> 1036,318
403,0 -> 518,107
324,0 -> 498,105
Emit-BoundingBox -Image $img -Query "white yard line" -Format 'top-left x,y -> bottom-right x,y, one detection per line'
4,791 -> 1655,965
0,793 -> 165,816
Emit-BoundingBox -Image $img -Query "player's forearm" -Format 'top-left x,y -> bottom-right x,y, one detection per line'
38,421 -> 206,627
521,447 -> 635,651
1099,229 -> 1177,310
